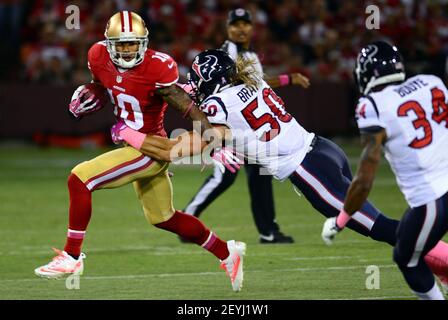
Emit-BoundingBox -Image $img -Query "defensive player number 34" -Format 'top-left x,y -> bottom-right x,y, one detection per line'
241,88 -> 292,141
397,87 -> 448,149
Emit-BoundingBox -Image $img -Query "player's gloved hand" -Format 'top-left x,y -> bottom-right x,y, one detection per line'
110,120 -> 128,144
321,217 -> 342,246
177,83 -> 194,95
211,147 -> 242,174
68,85 -> 102,119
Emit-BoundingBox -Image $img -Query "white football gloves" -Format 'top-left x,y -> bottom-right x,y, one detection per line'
321,217 -> 342,246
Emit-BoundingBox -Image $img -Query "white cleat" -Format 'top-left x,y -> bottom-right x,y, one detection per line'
220,240 -> 246,292
34,248 -> 86,279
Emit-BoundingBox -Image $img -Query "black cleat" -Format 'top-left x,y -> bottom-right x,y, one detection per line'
259,231 -> 294,244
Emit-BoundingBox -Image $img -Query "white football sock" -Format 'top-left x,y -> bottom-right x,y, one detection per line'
414,282 -> 445,300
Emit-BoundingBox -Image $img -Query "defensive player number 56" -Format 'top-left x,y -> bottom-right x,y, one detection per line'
108,89 -> 144,130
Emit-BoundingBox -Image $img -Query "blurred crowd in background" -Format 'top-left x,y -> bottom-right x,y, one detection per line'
0,0 -> 447,86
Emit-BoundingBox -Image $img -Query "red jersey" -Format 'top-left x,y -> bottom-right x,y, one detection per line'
87,41 -> 179,136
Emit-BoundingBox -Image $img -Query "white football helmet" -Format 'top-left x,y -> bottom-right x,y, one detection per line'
104,11 -> 149,69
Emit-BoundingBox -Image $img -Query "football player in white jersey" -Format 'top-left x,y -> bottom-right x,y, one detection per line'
112,49 -> 448,294
322,41 -> 448,299
182,8 -> 309,245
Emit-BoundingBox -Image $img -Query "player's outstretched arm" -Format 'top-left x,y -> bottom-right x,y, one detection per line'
111,122 -> 240,172
321,128 -> 386,245
156,84 -> 214,135
146,130 -> 207,161
111,120 -> 229,160
265,72 -> 310,89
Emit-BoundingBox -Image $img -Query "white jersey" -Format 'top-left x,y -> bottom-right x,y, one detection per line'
356,74 -> 448,207
200,80 -> 315,180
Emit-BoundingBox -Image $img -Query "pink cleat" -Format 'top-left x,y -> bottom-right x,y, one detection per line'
34,248 -> 86,279
220,240 -> 246,292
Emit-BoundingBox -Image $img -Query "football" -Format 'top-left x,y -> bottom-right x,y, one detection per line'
82,82 -> 111,110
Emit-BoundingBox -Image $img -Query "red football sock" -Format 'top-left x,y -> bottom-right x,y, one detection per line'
155,210 -> 229,260
64,174 -> 92,257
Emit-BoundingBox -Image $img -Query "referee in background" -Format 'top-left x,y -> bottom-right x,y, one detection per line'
183,8 -> 310,243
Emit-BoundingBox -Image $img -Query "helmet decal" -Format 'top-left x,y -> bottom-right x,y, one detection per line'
359,44 -> 378,73
192,55 -> 219,82
188,49 -> 237,104
120,11 -> 133,32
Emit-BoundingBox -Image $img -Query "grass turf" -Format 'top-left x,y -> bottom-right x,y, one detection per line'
0,144 -> 444,300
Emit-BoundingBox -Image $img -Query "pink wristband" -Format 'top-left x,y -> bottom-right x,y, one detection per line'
336,209 -> 351,229
120,127 -> 146,150
278,74 -> 290,86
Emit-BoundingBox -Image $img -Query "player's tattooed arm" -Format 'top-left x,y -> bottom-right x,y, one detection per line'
343,128 -> 387,215
157,84 -> 214,135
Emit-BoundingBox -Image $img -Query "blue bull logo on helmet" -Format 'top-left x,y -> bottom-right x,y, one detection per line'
192,55 -> 218,82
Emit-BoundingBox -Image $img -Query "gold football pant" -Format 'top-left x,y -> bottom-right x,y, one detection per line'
71,146 -> 175,225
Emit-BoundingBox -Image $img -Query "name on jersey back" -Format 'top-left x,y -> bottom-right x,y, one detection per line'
393,78 -> 429,98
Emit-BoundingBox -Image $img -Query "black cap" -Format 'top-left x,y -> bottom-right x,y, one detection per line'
227,8 -> 252,25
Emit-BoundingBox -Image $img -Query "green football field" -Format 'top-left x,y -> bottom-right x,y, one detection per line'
0,143 -> 446,300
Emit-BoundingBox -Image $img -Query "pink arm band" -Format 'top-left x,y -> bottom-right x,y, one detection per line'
278,74 -> 290,86
336,209 -> 351,229
120,127 -> 146,150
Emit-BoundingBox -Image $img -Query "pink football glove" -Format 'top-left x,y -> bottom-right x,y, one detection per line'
110,120 -> 128,145
211,147 -> 243,173
176,83 -> 193,95
68,85 -> 102,119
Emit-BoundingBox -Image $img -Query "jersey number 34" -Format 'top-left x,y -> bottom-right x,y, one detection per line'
397,87 -> 448,149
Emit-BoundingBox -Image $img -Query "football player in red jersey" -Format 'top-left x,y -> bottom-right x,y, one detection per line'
34,11 -> 246,292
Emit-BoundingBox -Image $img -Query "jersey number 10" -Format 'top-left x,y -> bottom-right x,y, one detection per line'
397,87 -> 448,149
107,90 -> 144,130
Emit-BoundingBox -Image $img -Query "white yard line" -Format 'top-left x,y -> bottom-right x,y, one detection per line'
286,256 -> 360,261
0,240 -> 375,256
0,264 -> 397,283
353,295 -> 415,300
